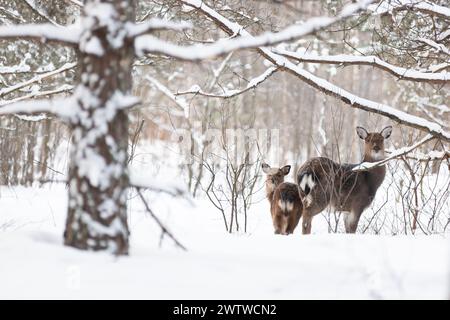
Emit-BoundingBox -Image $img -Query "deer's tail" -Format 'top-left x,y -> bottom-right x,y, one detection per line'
297,170 -> 318,196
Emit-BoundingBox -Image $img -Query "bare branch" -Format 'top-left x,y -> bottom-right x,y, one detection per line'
275,48 -> 450,83
145,75 -> 189,118
175,66 -> 278,98
136,189 -> 187,251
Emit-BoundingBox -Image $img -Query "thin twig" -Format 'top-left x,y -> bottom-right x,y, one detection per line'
136,189 -> 187,251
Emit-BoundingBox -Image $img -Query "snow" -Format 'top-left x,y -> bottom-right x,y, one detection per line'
125,19 -> 192,38
0,97 -> 77,120
146,75 -> 190,119
0,62 -> 77,98
136,0 -> 376,60
0,155 -> 448,299
0,59 -> 31,74
368,0 -> 450,18
353,134 -> 434,171
178,0 -> 450,142
274,49 -> 450,82
129,168 -> 188,197
176,67 -> 278,98
417,37 -> 450,56
82,35 -> 104,56
0,23 -> 81,43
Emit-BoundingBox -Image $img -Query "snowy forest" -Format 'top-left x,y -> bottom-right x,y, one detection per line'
0,0 -> 449,299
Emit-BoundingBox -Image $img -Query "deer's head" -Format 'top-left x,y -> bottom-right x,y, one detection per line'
261,163 -> 291,195
356,126 -> 392,162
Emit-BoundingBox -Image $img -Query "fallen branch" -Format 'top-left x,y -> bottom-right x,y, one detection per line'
136,189 -> 187,251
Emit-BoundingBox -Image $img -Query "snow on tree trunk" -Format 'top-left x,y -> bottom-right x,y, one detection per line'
63,0 -> 135,255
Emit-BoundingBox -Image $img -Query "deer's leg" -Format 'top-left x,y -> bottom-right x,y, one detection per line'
302,212 -> 313,234
344,210 -> 362,233
273,214 -> 283,235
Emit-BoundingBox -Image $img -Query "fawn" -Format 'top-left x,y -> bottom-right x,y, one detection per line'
296,126 -> 392,234
262,163 -> 302,235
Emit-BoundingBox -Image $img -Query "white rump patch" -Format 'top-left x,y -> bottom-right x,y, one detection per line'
285,201 -> 294,212
299,173 -> 315,192
307,174 -> 316,189
278,200 -> 294,212
278,199 -> 286,212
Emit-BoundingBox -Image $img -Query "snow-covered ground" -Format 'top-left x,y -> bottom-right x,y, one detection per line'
0,183 -> 448,299
0,142 -> 449,299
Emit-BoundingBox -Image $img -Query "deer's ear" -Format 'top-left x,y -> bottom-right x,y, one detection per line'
356,126 -> 368,140
261,163 -> 271,174
280,165 -> 291,175
380,126 -> 392,139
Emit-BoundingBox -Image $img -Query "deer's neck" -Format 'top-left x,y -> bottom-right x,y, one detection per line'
362,153 -> 386,195
265,181 -> 278,202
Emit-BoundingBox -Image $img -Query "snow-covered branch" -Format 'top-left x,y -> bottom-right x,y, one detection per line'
145,75 -> 190,119
368,0 -> 450,19
65,0 -> 83,7
0,97 -> 76,120
352,134 -> 435,171
274,49 -> 450,83
136,0 -> 376,60
126,19 -> 192,38
0,24 -> 81,44
175,66 -> 278,98
0,85 -> 74,106
417,38 -> 450,56
386,148 -> 449,162
179,0 -> 450,143
23,0 -> 63,27
0,62 -> 76,98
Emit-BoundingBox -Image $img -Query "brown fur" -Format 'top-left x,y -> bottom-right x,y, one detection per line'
262,163 -> 303,235
296,126 -> 392,234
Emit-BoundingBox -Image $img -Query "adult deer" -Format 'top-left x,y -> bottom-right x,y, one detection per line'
297,126 -> 392,234
262,163 -> 303,235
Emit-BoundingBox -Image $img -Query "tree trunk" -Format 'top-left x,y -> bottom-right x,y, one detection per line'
64,0 -> 135,255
